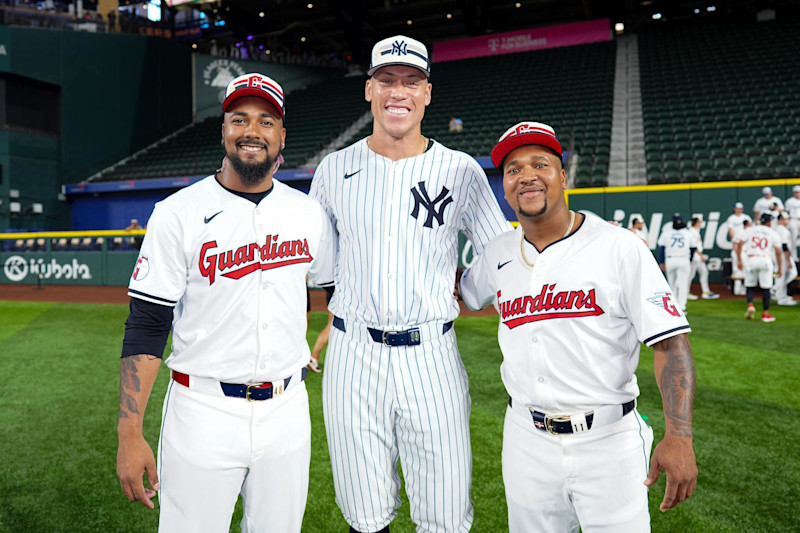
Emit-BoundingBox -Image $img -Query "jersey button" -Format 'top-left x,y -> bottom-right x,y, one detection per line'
261,323 -> 268,330
538,377 -> 546,383
262,283 -> 269,290
531,336 -> 538,343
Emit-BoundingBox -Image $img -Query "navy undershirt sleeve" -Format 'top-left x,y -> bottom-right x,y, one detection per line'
121,297 -> 173,358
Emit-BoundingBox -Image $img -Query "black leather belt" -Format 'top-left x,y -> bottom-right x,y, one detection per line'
332,316 -> 453,346
509,397 -> 636,434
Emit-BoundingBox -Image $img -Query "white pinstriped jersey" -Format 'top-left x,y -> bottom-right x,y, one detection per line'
310,137 -> 511,327
128,176 -> 336,383
460,214 -> 691,411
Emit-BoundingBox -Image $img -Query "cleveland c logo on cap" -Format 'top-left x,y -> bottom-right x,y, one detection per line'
223,72 -> 285,117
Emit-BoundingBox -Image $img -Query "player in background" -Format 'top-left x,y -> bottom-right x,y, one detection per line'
116,73 -> 336,531
774,212 -> 798,306
658,214 -> 693,313
784,185 -> 800,260
687,216 -> 719,300
629,216 -> 649,246
753,186 -> 784,222
459,121 -> 697,532
310,35 -> 510,533
726,202 -> 752,296
736,213 -> 782,322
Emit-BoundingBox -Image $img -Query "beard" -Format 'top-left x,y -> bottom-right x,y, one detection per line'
226,144 -> 279,186
517,197 -> 548,219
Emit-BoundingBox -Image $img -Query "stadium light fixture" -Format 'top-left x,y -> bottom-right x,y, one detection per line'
407,19 -> 413,25
652,13 -> 662,19
707,6 -> 716,11
615,22 -> 625,33
259,11 -> 264,17
446,13 -> 452,19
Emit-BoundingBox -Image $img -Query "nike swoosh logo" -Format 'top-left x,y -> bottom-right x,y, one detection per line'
204,211 -> 223,224
498,260 -> 512,270
344,169 -> 362,179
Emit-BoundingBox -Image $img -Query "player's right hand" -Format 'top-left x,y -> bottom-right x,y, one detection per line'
117,434 -> 160,509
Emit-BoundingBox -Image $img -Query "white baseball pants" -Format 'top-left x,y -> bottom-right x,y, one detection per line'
665,258 -> 691,311
323,322 -> 473,533
157,379 -> 311,532
503,405 -> 653,533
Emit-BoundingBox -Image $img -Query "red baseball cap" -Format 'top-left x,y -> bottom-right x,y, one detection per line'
222,73 -> 285,119
491,121 -> 562,168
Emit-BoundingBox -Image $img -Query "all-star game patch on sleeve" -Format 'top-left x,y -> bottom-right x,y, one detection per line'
618,235 -> 691,346
128,202 -> 188,307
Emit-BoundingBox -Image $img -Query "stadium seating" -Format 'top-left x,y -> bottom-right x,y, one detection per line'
638,16 -> 800,184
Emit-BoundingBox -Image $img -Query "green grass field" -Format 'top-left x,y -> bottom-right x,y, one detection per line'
0,298 -> 797,532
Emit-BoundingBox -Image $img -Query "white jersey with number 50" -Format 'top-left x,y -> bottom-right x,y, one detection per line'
738,225 -> 780,259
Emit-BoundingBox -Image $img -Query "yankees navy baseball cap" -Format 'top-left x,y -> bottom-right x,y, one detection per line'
367,35 -> 431,78
760,212 -> 773,224
672,213 -> 685,227
222,73 -> 285,119
491,121 -> 563,168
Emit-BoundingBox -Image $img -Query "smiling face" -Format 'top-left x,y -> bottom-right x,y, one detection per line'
502,144 -> 566,219
366,65 -> 431,140
222,96 -> 285,185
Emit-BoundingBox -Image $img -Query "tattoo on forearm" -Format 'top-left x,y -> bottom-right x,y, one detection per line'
658,335 -> 696,437
118,355 -> 142,419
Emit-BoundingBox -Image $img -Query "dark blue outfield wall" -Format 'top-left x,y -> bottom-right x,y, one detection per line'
64,157 -> 514,229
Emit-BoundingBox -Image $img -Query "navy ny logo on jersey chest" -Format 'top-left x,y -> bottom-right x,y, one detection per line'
410,181 -> 453,228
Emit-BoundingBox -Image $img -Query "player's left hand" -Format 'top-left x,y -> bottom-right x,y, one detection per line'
644,434 -> 697,512
453,267 -> 464,300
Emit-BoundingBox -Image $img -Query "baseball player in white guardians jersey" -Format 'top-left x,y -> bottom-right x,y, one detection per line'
310,35 -> 510,533
459,122 -> 698,532
736,213 -> 782,322
116,73 -> 336,532
658,214 -> 693,314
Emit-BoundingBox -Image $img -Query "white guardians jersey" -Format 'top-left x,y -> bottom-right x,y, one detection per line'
128,176 -> 336,383
460,212 -> 690,411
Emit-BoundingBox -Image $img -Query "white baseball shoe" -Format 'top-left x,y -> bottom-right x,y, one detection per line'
745,304 -> 755,320
702,292 -> 720,299
686,293 -> 699,300
778,298 -> 798,306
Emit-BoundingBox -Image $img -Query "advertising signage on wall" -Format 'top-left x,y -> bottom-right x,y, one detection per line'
432,19 -> 611,63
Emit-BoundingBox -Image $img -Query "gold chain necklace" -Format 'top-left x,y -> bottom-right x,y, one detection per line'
519,210 -> 575,268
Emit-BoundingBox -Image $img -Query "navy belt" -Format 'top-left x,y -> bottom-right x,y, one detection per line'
332,316 -> 453,346
509,397 -> 635,434
172,368 -> 308,401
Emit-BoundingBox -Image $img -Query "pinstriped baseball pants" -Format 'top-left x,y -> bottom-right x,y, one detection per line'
323,323 -> 474,533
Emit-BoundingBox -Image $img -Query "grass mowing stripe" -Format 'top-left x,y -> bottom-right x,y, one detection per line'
0,300 -> 53,343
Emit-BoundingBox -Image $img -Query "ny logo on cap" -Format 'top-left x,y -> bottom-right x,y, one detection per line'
391,40 -> 408,55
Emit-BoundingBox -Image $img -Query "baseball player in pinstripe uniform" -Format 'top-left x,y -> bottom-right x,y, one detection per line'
459,122 -> 698,532
116,73 -> 336,532
309,35 -> 510,533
